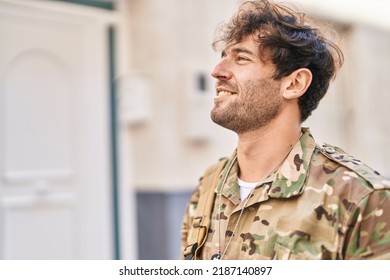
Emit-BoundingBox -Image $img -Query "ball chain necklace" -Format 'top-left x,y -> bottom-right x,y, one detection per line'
211,144 -> 296,260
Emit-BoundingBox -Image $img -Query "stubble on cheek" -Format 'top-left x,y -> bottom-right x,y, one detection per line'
210,78 -> 282,134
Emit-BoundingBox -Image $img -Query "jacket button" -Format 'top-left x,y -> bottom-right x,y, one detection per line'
324,146 -> 336,154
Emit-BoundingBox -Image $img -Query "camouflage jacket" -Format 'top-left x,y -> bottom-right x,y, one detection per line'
180,128 -> 390,260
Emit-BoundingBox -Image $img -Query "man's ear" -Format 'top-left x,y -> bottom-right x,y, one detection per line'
281,68 -> 312,99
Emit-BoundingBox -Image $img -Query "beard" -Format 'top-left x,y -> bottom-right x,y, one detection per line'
210,77 -> 282,134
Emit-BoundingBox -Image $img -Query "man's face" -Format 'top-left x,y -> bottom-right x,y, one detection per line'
210,35 -> 282,134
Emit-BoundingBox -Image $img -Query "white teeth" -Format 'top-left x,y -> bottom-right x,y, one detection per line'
218,91 -> 232,97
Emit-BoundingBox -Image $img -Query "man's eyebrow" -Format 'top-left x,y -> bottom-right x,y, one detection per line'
232,47 -> 256,55
221,47 -> 256,57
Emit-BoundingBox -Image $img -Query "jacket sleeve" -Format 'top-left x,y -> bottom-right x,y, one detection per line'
344,189 -> 390,259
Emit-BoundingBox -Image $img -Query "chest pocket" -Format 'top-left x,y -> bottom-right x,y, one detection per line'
271,219 -> 338,260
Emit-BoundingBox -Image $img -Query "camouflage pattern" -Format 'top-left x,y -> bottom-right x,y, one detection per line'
180,128 -> 390,259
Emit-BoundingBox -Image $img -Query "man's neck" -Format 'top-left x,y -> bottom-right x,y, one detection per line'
236,121 -> 302,182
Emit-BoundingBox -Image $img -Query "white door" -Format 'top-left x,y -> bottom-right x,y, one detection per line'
0,0 -> 121,259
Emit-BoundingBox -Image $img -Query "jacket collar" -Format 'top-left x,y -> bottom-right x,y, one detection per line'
219,127 -> 317,204
268,127 -> 316,198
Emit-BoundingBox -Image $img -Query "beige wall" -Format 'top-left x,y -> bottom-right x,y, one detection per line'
339,24 -> 390,174
124,0 -> 390,192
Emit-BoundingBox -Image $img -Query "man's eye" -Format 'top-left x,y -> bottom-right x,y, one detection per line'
237,56 -> 250,62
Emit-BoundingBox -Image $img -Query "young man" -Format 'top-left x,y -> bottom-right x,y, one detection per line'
181,0 -> 390,260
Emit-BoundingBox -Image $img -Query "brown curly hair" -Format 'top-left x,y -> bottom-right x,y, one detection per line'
212,0 -> 344,122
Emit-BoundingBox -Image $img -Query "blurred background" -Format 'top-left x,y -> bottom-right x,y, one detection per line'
0,0 -> 389,260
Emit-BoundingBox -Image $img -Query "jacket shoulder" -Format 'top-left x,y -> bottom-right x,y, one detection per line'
319,143 -> 390,190
203,157 -> 228,176
192,157 -> 228,199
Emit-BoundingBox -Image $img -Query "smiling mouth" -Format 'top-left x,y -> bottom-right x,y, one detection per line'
216,90 -> 236,97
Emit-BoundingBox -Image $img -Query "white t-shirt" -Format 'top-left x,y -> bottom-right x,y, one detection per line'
237,175 -> 276,200
237,178 -> 258,200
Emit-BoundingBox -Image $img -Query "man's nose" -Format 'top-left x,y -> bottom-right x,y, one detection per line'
211,59 -> 232,80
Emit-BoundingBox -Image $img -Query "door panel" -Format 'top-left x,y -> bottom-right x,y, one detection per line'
2,201 -> 74,259
4,49 -> 75,182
